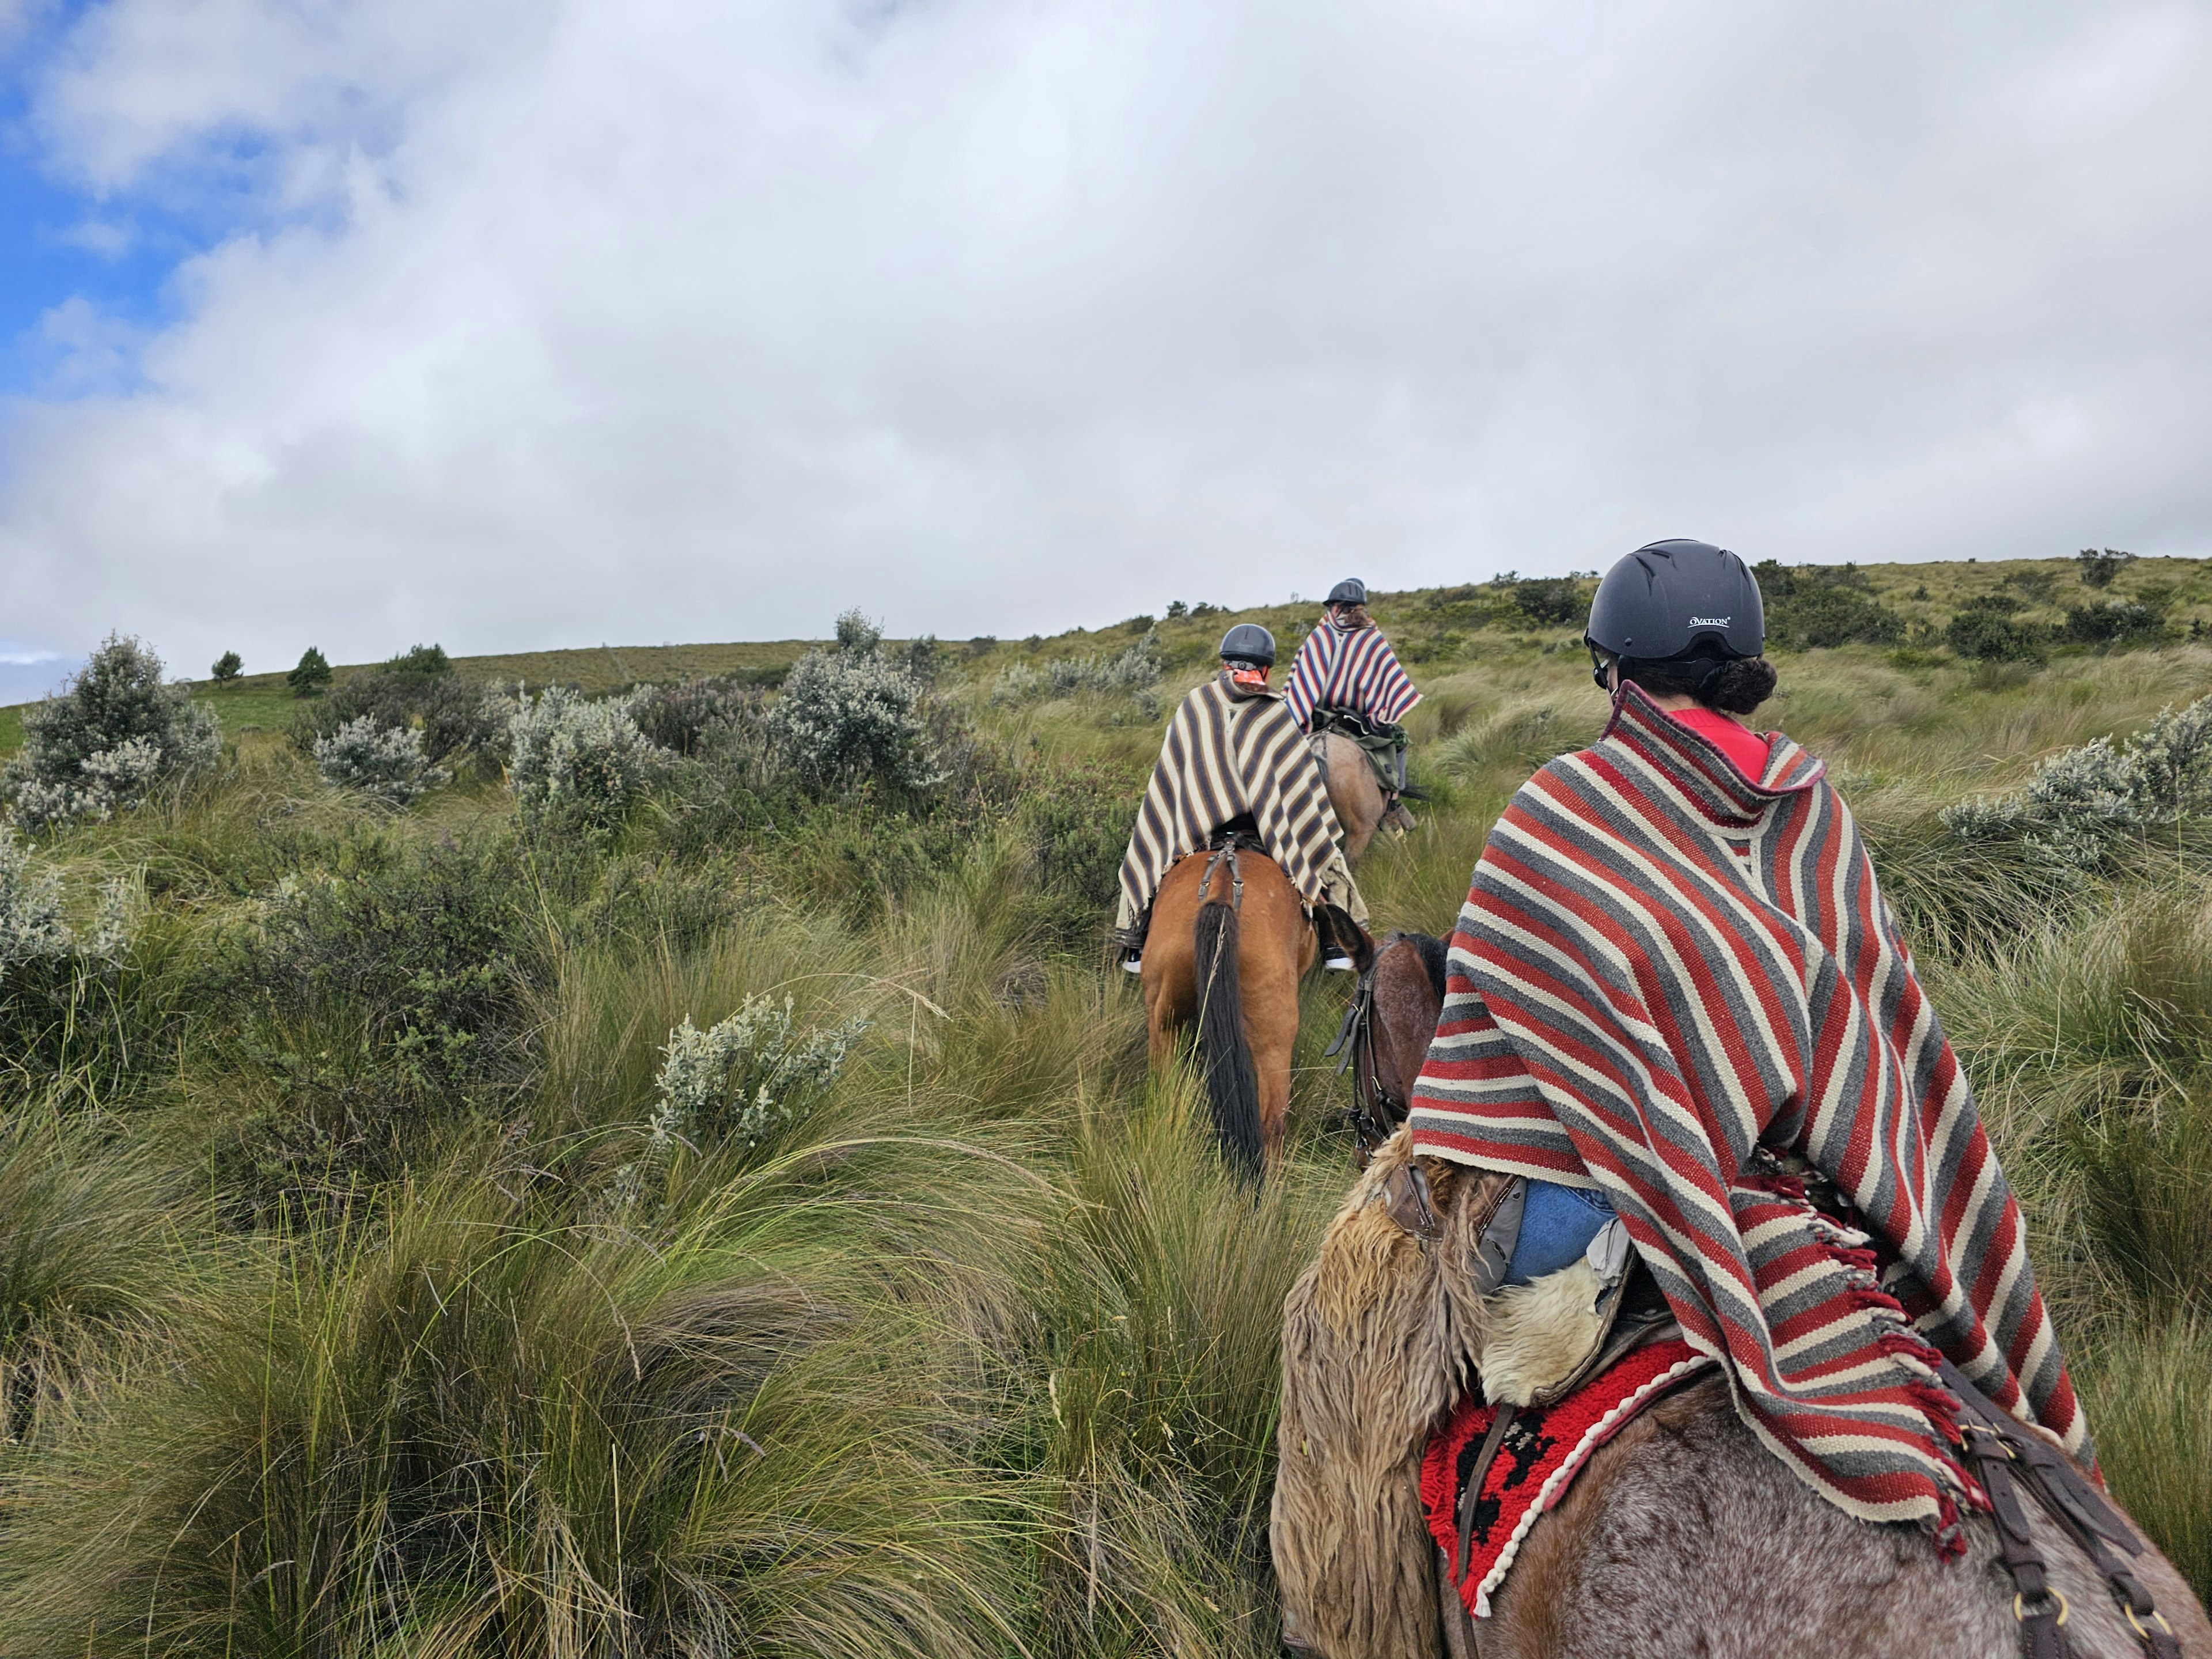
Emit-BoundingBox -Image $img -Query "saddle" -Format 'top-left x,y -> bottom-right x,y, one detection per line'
1383,1164 -> 1698,1620
1308,706 -> 1411,796
1196,819 -> 1371,971
1388,1162 -> 2191,1659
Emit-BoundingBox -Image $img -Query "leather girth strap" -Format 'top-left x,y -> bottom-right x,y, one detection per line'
1455,1404 -> 1517,1590
1938,1357 -> 2181,1659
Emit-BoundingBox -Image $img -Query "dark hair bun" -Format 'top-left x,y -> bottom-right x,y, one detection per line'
1705,657 -> 1778,715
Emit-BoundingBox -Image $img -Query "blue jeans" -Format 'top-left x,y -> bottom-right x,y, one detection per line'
1503,1180 -> 1616,1286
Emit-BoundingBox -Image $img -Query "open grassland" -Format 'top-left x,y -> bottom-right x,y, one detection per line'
4,560 -> 2212,1654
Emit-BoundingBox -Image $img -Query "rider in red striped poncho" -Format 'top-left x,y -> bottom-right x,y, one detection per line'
1282,578 -> 1422,810
1406,541 -> 2085,1550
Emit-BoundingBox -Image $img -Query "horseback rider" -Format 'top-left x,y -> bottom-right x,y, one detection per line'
1282,578 -> 1422,817
1115,623 -> 1369,975
1403,540 -> 2087,1556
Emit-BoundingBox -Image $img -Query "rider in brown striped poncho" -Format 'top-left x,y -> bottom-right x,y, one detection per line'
1115,622 -> 1367,970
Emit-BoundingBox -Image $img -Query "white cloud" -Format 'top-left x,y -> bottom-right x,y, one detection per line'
2,0 -> 2210,669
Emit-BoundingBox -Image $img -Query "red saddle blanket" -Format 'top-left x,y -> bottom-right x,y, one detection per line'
1421,1338 -> 1715,1618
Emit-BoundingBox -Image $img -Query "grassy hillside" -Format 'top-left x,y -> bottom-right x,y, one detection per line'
3,559 -> 2211,1654
9,550 -> 2202,760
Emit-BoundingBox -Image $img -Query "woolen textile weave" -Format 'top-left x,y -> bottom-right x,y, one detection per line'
1282,618 -> 1422,730
1407,684 -> 2084,1536
1116,673 -> 1347,924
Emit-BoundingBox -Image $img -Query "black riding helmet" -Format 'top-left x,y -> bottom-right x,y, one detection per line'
1585,540 -> 1764,691
1326,578 -> 1366,608
1219,622 -> 1277,667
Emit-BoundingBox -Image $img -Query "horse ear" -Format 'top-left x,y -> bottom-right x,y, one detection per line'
1320,905 -> 1377,972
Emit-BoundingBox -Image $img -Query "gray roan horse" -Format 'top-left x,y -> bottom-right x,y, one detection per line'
1312,732 -> 1414,861
1271,1139 -> 2212,1659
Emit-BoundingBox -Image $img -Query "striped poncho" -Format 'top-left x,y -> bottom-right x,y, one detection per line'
1407,685 -> 2084,1540
1116,674 -> 1346,926
1282,618 -> 1422,730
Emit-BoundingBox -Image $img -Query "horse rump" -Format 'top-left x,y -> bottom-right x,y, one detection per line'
1193,896 -> 1264,1175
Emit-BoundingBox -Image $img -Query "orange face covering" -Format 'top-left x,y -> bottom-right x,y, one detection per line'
1227,665 -> 1271,691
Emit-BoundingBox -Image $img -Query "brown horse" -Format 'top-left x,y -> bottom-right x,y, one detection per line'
1314,732 -> 1415,861
1336,930 -> 1448,1161
1142,840 -> 1318,1170
1272,1142 -> 2212,1659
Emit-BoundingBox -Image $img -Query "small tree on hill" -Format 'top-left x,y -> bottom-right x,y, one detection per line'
384,643 -> 451,677
834,609 -> 882,654
2078,547 -> 2135,589
288,647 -> 333,698
211,650 -> 243,683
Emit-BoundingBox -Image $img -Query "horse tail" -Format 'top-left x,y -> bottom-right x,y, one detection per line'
1193,894 -> 1263,1177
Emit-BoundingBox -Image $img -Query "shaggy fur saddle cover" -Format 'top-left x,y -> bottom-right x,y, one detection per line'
1421,1337 -> 1714,1619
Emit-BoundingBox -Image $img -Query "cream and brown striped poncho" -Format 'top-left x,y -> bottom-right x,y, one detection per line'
1115,673 -> 1354,930
1408,685 -> 2083,1544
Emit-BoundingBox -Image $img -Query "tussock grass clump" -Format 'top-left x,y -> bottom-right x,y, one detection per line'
1,1171 -> 1029,1659
2077,1320 -> 2212,1597
1027,1078 -> 1333,1658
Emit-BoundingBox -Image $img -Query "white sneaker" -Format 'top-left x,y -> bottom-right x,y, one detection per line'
1122,956 -> 1143,975
1324,953 -> 1355,972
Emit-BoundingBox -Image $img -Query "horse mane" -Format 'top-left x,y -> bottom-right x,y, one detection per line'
1395,931 -> 1448,1003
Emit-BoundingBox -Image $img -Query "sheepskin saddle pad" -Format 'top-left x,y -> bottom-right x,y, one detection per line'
1422,1335 -> 1716,1619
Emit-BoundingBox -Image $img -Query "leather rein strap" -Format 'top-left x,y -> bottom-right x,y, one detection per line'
1938,1357 -> 2180,1659
1197,831 -> 1252,912
1325,950 -> 1406,1159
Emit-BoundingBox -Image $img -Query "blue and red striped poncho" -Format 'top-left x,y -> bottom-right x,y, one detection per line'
1408,685 -> 2084,1540
1282,618 -> 1422,730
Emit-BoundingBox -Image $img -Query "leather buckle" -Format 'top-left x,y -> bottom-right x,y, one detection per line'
2014,1589 -> 2069,1628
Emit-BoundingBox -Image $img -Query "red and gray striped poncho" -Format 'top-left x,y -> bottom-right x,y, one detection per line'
1282,619 -> 1422,729
1407,685 -> 2084,1540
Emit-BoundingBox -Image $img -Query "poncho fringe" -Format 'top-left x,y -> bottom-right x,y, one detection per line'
1407,685 -> 2084,1536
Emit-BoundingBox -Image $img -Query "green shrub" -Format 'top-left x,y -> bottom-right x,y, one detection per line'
2,635 -> 222,830
2061,597 -> 2168,649
991,630 -> 1162,707
1017,762 -> 1141,931
1491,573 -> 1587,628
291,664 -> 499,766
608,996 -> 872,1209
629,675 -> 764,756
235,840 -> 535,1093
210,650 -> 243,683
1754,561 -> 1906,650
1946,595 -> 2045,663
382,642 -> 451,676
1942,694 -> 2212,870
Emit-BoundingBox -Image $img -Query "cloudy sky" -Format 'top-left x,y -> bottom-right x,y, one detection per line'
1,0 -> 2207,690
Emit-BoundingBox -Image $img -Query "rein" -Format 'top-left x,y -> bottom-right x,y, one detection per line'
1938,1357 -> 2181,1659
1325,959 -> 1400,1161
